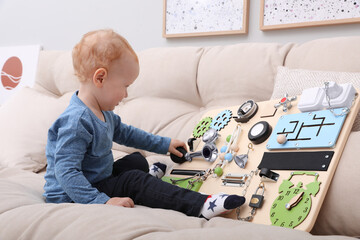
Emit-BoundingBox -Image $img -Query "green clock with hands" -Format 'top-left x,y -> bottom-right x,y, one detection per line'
270,171 -> 321,229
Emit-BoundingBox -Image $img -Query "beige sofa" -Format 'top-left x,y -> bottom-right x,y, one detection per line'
1,36 -> 360,239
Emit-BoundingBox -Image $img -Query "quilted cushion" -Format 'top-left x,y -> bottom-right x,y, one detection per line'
0,88 -> 72,172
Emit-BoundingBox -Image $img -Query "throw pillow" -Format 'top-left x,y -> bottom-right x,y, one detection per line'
0,87 -> 72,172
271,66 -> 360,131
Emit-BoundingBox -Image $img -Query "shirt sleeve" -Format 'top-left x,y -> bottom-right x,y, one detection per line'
54,117 -> 110,204
112,113 -> 171,154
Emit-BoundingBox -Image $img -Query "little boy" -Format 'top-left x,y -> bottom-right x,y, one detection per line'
43,29 -> 245,219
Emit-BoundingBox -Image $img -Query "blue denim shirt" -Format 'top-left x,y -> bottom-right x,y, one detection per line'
43,92 -> 171,204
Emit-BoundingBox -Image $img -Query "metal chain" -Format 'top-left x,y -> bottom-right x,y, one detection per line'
236,170 -> 255,221
324,82 -> 350,117
186,168 -> 213,189
241,170 -> 254,196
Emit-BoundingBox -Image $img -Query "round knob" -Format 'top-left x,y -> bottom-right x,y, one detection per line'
277,134 -> 287,144
248,121 -> 272,144
220,145 -> 227,153
214,167 -> 223,177
230,144 -> 239,152
225,153 -> 233,161
170,147 -> 188,164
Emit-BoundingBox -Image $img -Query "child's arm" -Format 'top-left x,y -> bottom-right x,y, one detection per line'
112,114 -> 171,154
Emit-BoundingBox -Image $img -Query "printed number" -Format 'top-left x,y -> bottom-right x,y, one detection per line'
285,191 -> 291,196
303,207 -> 308,213
289,221 -> 294,227
272,203 -> 277,209
305,197 -> 309,203
298,216 -> 302,221
280,222 -> 285,227
294,189 -> 300,194
274,218 -> 279,224
277,195 -> 284,201
271,212 -> 275,217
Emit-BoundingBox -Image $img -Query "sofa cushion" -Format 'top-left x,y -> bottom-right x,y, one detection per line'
0,167 -> 45,214
197,42 -> 293,108
0,88 -> 72,172
126,47 -> 204,107
34,51 -> 79,96
285,36 -> 360,72
271,66 -> 360,131
0,167 -> 351,240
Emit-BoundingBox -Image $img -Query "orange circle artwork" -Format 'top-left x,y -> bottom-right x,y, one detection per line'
1,56 -> 23,90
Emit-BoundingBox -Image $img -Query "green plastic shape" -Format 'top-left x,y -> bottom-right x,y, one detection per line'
270,171 -> 321,229
162,176 -> 203,192
193,117 -> 213,138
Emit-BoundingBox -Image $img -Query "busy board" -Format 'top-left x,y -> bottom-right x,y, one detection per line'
165,86 -> 360,232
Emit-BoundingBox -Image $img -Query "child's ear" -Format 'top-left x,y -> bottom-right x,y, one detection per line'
93,68 -> 107,88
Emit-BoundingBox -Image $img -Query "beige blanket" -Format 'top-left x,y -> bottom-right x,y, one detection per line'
0,167 -> 355,240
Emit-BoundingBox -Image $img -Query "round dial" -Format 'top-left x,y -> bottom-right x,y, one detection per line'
202,128 -> 218,143
248,121 -> 272,144
270,186 -> 311,228
269,171 -> 321,229
234,100 -> 258,123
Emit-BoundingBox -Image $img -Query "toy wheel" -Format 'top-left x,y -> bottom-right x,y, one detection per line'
210,110 -> 232,131
193,117 -> 212,138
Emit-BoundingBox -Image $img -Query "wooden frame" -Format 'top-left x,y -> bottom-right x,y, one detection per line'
163,0 -> 249,38
260,0 -> 360,31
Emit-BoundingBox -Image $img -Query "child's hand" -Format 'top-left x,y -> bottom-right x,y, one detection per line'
168,139 -> 187,157
106,197 -> 134,208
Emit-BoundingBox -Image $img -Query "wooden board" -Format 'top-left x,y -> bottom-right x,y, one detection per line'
166,91 -> 360,232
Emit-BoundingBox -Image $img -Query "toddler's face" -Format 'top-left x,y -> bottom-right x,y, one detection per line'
101,51 -> 139,111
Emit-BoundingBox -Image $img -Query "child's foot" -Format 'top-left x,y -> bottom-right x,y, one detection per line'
200,193 -> 245,220
148,162 -> 167,178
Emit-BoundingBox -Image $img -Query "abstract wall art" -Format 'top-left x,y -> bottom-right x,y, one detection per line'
163,0 -> 249,38
0,45 -> 41,104
260,0 -> 360,30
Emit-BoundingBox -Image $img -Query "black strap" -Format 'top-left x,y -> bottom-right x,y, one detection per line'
257,151 -> 334,171
170,169 -> 205,176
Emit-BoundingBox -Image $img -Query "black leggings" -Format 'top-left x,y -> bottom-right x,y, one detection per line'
94,152 -> 208,217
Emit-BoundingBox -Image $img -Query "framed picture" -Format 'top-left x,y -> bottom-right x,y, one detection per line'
260,0 -> 360,30
0,45 -> 41,105
163,0 -> 249,38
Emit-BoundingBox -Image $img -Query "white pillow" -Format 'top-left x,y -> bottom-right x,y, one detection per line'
271,66 -> 360,131
0,88 -> 72,172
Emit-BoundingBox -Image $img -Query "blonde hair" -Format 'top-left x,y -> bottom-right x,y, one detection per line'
72,29 -> 138,82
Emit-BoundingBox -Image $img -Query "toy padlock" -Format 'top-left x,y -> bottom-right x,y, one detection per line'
249,182 -> 265,209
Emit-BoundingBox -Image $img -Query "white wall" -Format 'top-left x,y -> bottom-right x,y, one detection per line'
0,0 -> 359,51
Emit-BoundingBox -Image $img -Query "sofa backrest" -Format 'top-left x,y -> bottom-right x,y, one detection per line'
285,36 -> 360,72
197,42 -> 293,108
34,51 -> 79,96
126,47 -> 204,107
33,36 -> 360,142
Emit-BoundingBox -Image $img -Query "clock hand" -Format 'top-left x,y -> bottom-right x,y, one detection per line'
285,191 -> 304,210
